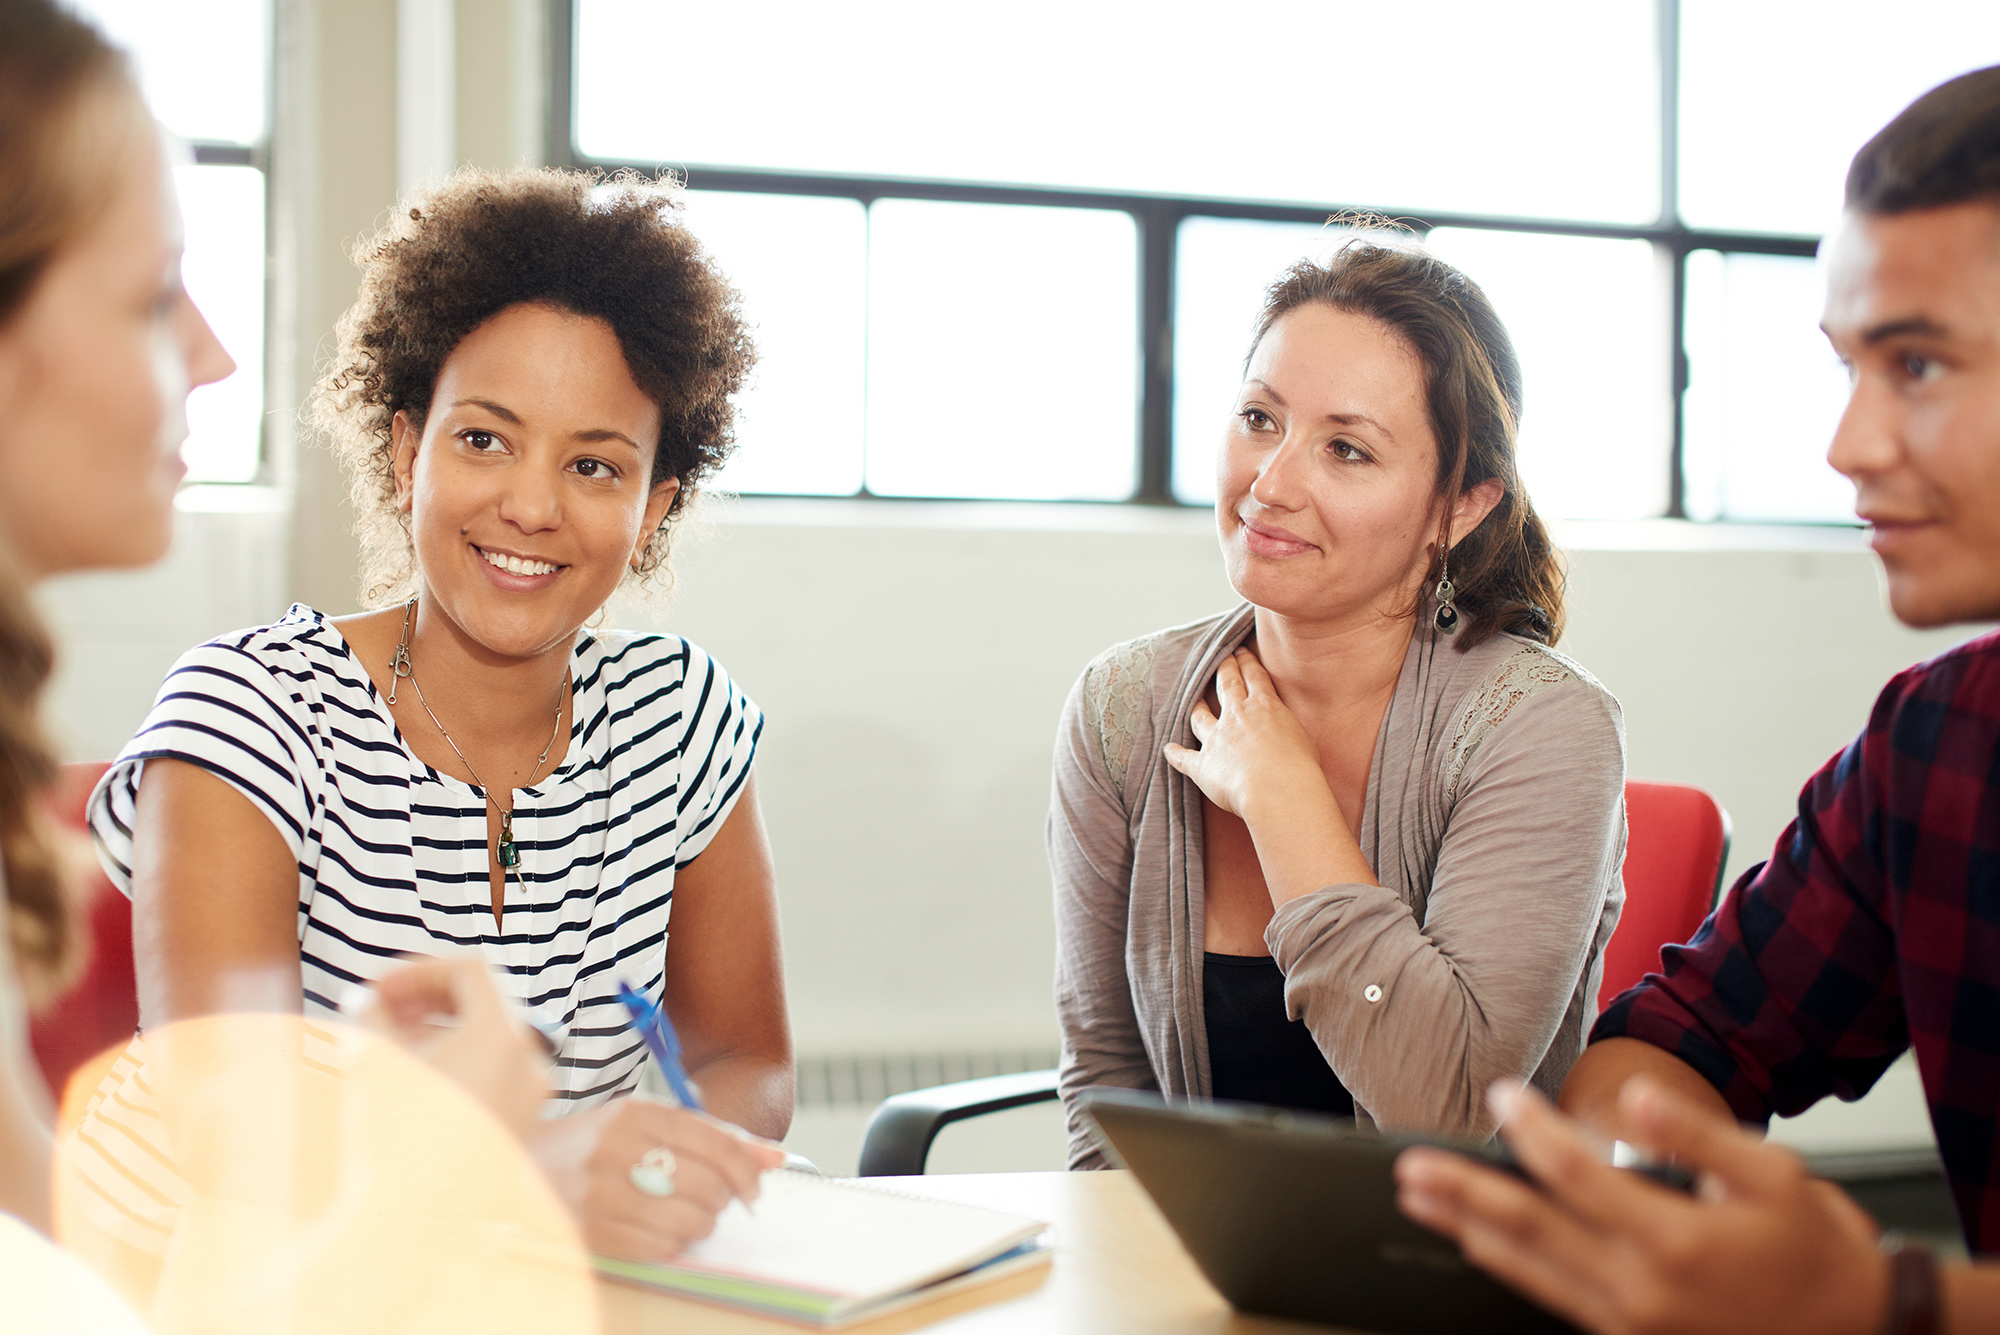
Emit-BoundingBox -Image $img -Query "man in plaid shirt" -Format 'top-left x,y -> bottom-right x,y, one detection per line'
1397,67 -> 2000,1335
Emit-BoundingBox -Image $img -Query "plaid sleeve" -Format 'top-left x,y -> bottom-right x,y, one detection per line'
1592,670 -> 1923,1124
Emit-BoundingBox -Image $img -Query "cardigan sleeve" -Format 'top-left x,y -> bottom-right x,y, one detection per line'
1049,666 -> 1158,1170
1266,668 -> 1627,1139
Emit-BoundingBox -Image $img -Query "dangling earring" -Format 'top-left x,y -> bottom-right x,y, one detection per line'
1434,547 -> 1460,634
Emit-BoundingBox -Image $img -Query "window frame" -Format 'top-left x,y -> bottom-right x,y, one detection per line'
180,137 -> 274,487
549,0 -> 1822,517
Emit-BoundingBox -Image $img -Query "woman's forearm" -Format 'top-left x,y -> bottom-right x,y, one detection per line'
1241,781 -> 1380,905
687,1052 -> 793,1142
1944,1263 -> 2000,1334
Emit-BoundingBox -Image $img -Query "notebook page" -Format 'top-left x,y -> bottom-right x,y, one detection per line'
667,1173 -> 1047,1300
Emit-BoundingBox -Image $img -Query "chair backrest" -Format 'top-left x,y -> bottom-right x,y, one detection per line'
1598,779 -> 1731,1013
26,761 -> 136,1099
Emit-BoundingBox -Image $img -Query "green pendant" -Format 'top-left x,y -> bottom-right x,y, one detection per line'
497,817 -> 520,869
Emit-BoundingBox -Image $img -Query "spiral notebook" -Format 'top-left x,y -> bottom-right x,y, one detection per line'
592,1170 -> 1053,1328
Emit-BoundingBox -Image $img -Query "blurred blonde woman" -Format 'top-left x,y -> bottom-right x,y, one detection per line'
0,0 -> 233,1232
0,6 -> 568,1326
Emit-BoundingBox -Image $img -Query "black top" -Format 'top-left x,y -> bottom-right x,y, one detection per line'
1203,951 -> 1355,1117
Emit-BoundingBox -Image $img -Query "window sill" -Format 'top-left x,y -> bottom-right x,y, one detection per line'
175,483 -> 290,514
698,495 -> 1869,554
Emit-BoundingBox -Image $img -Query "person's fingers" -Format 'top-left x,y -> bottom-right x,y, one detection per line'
591,1219 -> 678,1264
1234,648 -> 1277,697
1161,742 -> 1197,777
1489,1079 -> 1697,1241
428,955 -> 511,1029
634,1104 -> 774,1204
629,1150 -> 733,1218
1395,1147 -> 1622,1335
1617,1074 -> 1806,1203
1214,655 -> 1246,704
365,955 -> 458,1030
1451,1215 -> 1622,1335
370,954 -> 512,1035
749,1139 -> 786,1171
1188,701 -> 1216,743
1814,1177 -> 1884,1247
593,1197 -> 725,1262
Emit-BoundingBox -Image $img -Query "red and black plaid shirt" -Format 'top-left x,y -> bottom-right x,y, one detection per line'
1595,628 -> 2000,1253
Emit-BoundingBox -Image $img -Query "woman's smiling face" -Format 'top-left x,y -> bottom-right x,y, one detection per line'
393,301 -> 676,659
1216,303 -> 1449,628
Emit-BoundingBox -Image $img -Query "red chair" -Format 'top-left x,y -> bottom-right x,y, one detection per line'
26,761 -> 137,1099
1599,779 -> 1731,1012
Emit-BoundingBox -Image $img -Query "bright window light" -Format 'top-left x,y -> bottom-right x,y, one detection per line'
65,0 -> 269,146
1176,220 -> 1669,519
683,192 -> 868,498
1172,217 -> 1355,506
1682,252 -> 1854,523
577,0 -> 1658,224
175,164 -> 264,484
862,200 -> 1137,500
1424,229 -> 1668,521
1679,0 -> 2000,235
67,1 -> 270,485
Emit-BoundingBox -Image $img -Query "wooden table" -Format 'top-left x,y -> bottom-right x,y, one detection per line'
598,1170 -> 1335,1334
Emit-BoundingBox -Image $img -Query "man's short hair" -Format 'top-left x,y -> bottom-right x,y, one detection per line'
1847,65 -> 2000,215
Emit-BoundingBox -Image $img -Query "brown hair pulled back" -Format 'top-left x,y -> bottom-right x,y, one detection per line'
0,0 -> 143,1002
1252,235 -> 1565,651
312,167 -> 755,607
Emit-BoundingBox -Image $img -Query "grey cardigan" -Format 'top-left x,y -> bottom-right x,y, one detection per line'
1050,604 -> 1627,1168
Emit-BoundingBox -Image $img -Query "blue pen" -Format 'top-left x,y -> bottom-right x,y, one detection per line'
616,981 -> 705,1112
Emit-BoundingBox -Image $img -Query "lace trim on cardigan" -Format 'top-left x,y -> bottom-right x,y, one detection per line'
1082,633 -> 1164,803
1442,643 -> 1579,805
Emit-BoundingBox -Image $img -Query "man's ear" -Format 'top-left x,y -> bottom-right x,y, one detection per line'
391,411 -> 421,512
1449,477 -> 1506,548
632,476 -> 682,569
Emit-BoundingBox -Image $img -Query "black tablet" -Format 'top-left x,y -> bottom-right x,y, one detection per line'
1080,1089 -> 1588,1335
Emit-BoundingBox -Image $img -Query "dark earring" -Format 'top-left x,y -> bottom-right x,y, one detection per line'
1434,550 -> 1460,634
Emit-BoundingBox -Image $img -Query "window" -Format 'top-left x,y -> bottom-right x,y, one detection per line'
1681,252 -> 1852,523
68,0 -> 270,485
563,0 -> 2000,520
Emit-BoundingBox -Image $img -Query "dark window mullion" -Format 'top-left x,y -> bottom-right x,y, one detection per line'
1660,0 -> 1686,518
546,0 -> 577,168
1667,240 -> 1691,519
1136,205 -> 1176,504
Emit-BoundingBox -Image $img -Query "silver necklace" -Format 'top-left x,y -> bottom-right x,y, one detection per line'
386,597 -> 568,878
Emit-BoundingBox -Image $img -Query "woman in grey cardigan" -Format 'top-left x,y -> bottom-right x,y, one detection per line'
1052,239 -> 1626,1168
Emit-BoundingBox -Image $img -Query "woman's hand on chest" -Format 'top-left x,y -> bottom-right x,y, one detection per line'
1168,648 -> 1382,907
1166,648 -> 1340,828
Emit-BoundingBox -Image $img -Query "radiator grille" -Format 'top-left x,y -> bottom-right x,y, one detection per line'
793,1049 -> 1059,1108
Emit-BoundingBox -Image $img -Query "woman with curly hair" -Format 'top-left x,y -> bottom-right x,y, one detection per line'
1053,239 -> 1626,1165
84,167 -> 787,1261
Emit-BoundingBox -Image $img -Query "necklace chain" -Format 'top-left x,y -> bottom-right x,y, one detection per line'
387,598 -> 568,880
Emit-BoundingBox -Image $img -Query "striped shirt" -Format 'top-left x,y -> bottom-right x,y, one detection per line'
86,602 -> 762,1110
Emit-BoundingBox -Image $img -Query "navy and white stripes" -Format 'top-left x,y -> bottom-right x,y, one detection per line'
88,602 -> 762,1109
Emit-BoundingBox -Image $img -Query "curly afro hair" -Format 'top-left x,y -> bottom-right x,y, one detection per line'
311,166 -> 754,606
